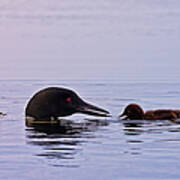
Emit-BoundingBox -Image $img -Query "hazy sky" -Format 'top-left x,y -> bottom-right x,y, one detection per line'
0,0 -> 180,81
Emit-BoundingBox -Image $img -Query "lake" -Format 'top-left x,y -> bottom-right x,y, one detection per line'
1,80 -> 180,180
0,1 -> 180,180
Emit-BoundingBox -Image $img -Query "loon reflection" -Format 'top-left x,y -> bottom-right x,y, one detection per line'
26,118 -> 109,167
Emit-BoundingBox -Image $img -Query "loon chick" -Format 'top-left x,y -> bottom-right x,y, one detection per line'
120,104 -> 178,120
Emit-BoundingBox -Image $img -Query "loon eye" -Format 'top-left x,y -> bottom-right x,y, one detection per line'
67,97 -> 72,103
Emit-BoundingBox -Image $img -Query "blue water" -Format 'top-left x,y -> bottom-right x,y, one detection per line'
0,80 -> 180,180
0,0 -> 180,179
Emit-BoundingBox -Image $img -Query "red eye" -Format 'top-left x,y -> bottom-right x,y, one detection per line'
67,97 -> 71,103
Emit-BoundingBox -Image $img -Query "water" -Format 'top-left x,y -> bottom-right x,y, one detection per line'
0,80 -> 180,180
0,0 -> 180,179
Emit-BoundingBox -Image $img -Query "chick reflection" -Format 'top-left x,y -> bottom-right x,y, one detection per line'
122,120 -> 146,136
26,118 -> 109,167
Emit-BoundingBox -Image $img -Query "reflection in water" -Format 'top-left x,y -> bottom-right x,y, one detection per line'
122,119 -> 180,156
26,118 -> 109,167
122,120 -> 148,136
122,119 -> 180,136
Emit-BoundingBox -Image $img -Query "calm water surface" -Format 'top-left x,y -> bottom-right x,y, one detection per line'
0,80 -> 180,180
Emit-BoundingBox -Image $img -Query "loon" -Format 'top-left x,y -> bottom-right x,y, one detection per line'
25,87 -> 110,121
